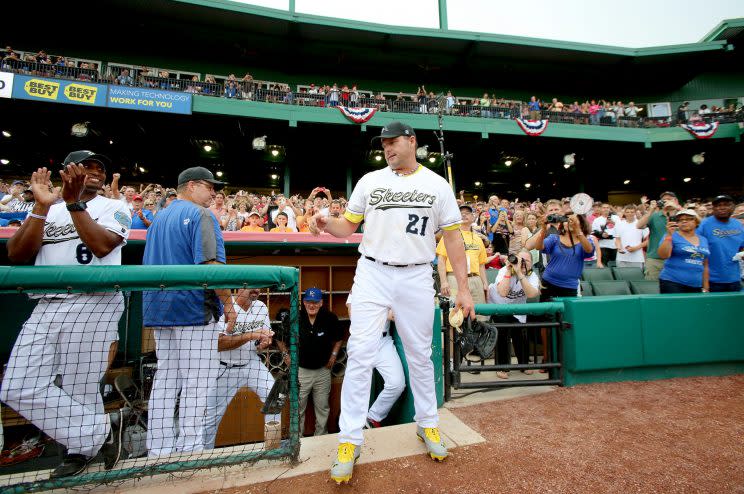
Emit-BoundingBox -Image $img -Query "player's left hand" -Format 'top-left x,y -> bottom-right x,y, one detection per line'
59,163 -> 88,203
455,289 -> 476,321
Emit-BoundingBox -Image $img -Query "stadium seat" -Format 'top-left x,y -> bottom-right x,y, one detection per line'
580,281 -> 594,296
581,267 -> 614,282
591,280 -> 632,296
486,269 -> 499,285
612,267 -> 645,281
607,260 -> 617,268
629,280 -> 660,295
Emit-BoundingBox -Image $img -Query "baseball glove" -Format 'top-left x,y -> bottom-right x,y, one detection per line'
261,371 -> 289,415
458,319 -> 498,362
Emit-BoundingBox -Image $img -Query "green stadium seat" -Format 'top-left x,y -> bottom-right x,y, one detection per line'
580,281 -> 594,296
607,260 -> 617,268
591,280 -> 632,296
629,280 -> 660,295
612,267 -> 645,281
581,267 -> 614,282
486,268 -> 499,285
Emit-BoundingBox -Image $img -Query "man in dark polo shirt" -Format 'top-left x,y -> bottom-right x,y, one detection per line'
297,287 -> 343,436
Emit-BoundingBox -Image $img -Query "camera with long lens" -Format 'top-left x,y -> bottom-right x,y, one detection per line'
507,253 -> 519,265
546,214 -> 568,224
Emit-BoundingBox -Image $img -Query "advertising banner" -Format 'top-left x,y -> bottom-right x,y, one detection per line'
11,75 -> 106,106
0,72 -> 13,99
107,86 -> 192,114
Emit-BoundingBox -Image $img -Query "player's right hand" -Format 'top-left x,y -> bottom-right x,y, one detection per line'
308,212 -> 327,236
30,168 -> 59,208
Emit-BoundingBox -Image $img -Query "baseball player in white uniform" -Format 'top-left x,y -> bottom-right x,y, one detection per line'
1,151 -> 131,478
203,288 -> 278,449
309,121 -> 475,484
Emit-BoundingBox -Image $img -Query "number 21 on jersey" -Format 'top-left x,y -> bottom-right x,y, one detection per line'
406,214 -> 429,236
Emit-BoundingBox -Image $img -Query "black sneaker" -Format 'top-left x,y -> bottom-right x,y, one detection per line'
99,409 -> 128,470
50,453 -> 92,479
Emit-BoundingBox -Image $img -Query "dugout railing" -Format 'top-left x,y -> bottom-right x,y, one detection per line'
441,299 -> 565,401
0,265 -> 300,494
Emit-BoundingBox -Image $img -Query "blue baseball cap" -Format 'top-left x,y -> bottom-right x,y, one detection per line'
303,287 -> 323,302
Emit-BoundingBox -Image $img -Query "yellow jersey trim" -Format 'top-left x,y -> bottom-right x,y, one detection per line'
343,211 -> 364,224
441,223 -> 461,231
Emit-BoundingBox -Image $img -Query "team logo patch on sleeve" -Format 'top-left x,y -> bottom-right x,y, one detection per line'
114,211 -> 132,229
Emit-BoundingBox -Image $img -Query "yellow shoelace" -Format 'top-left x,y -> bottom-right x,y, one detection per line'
424,428 -> 441,443
337,443 -> 356,462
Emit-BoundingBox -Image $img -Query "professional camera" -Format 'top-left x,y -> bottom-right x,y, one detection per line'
657,199 -> 666,209
668,214 -> 680,223
546,214 -> 568,224
507,253 -> 519,265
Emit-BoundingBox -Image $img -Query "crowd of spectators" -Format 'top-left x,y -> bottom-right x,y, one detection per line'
4,45 -> 743,128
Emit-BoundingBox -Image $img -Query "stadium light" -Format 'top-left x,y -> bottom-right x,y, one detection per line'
139,166 -> 146,173
374,155 -> 383,161
505,160 -> 512,167
271,149 -> 279,157
1,131 -> 10,138
474,181 -> 481,187
683,177 -> 692,183
203,144 -> 212,152
416,145 -> 429,160
271,174 -> 278,180
252,136 -> 267,150
216,171 -> 224,178
109,140 -> 114,145
428,156 -> 436,163
524,183 -> 531,189
624,179 -> 630,185
0,159 -> 9,165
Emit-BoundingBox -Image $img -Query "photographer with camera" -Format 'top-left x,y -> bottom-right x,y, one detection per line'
487,249 -> 540,379
657,209 -> 710,293
636,191 -> 681,280
591,203 -> 619,266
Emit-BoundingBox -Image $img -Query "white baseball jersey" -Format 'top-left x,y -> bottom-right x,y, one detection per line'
344,165 -> 461,264
35,195 -> 131,266
219,299 -> 271,365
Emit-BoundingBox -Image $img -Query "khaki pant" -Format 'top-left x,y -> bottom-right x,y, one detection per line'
447,274 -> 487,321
644,258 -> 665,281
298,366 -> 331,436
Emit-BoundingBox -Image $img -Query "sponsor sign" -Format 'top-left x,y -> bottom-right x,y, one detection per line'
11,75 -> 106,106
0,72 -> 13,99
107,86 -> 192,114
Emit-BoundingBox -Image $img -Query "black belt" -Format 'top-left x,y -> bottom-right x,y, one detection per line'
220,361 -> 248,368
365,256 -> 428,268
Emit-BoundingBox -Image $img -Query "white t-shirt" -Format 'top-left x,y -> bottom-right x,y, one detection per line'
219,299 -> 271,365
591,215 -> 620,249
614,219 -> 649,263
344,165 -> 461,264
119,197 -> 134,213
35,195 -> 130,266
486,267 -> 540,323
270,206 -> 297,229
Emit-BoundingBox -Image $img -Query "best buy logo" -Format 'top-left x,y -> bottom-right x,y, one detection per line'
64,83 -> 98,104
24,79 -> 59,100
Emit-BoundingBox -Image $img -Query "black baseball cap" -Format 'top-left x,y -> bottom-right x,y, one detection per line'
659,191 -> 677,199
459,204 -> 474,213
63,150 -> 111,172
371,121 -> 416,146
711,194 -> 734,204
177,166 -> 225,191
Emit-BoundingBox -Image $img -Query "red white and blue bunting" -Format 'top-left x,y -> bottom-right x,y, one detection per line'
516,118 -> 549,136
681,121 -> 719,139
338,106 -> 377,124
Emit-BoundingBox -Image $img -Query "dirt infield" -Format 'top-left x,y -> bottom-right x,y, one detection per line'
217,375 -> 744,494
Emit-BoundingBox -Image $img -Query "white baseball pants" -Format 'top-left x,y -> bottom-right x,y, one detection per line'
0,294 -> 123,457
203,351 -> 279,449
338,258 -> 436,446
147,323 -> 219,457
367,334 -> 406,423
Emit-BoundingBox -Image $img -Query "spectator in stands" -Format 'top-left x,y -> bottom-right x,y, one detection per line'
480,93 -> 491,118
490,209 -> 512,255
589,100 -> 602,125
295,288 -> 342,436
509,210 -> 526,254
696,195 -> 744,292
546,98 -> 563,115
240,211 -> 264,232
328,200 -> 342,218
521,212 -> 541,268
445,91 -> 456,114
222,203 -> 243,231
185,75 -> 202,94
624,102 -> 643,127
474,210 -> 491,239
636,192 -> 681,280
112,179 -> 136,213
416,86 -> 427,113
528,96 -> 541,120
657,209 -> 709,293
269,211 -> 295,232
116,69 -> 134,86
698,104 -> 710,116
209,192 -> 228,227
263,193 -> 300,230
591,203 -> 619,266
131,194 -> 153,229
241,74 -> 254,100
327,83 -> 340,107
488,249 -> 541,379
677,102 -> 690,123
614,204 -> 648,269
163,190 -> 178,209
224,74 -> 238,99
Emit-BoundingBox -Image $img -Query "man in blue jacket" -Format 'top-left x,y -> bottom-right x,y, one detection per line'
697,195 -> 744,292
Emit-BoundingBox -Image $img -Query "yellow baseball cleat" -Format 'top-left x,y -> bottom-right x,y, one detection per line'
330,442 -> 360,484
416,426 -> 448,461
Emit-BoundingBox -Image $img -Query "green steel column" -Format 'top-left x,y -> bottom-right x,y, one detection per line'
289,0 -> 295,15
283,164 -> 290,197
438,0 -> 448,30
346,165 -> 353,198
